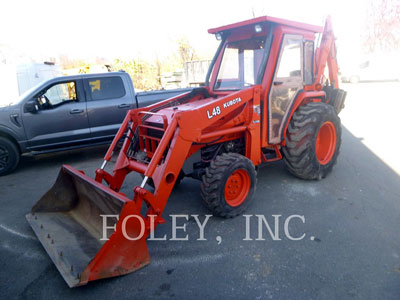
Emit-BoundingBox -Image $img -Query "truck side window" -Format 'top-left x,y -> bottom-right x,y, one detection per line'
37,82 -> 77,110
87,77 -> 126,101
304,41 -> 314,85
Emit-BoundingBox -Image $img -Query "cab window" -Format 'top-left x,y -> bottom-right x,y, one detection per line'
215,37 -> 266,90
86,77 -> 126,101
276,38 -> 302,78
37,82 -> 77,110
304,41 -> 314,84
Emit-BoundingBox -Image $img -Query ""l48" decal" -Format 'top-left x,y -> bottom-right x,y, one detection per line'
206,97 -> 242,119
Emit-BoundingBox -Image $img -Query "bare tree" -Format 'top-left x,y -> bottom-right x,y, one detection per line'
177,37 -> 197,65
363,0 -> 400,53
155,55 -> 162,87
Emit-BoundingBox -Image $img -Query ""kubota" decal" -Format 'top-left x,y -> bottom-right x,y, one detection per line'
207,97 -> 242,119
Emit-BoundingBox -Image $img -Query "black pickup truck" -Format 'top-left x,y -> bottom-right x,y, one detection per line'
0,72 -> 191,175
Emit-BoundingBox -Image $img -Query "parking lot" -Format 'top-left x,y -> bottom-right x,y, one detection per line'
1,82 -> 399,299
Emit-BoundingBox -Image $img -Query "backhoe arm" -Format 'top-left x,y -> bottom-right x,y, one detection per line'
314,16 -> 339,88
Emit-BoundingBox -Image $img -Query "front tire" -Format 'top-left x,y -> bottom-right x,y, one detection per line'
0,137 -> 20,176
283,102 -> 341,180
201,153 -> 257,217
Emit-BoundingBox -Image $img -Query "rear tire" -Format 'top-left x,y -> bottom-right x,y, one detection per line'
283,102 -> 341,180
201,153 -> 257,218
0,137 -> 20,176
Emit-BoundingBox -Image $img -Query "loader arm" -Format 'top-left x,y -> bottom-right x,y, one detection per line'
97,86 -> 262,226
26,86 -> 261,287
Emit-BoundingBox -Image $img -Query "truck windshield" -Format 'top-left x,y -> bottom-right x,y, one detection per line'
9,81 -> 47,106
214,37 -> 266,90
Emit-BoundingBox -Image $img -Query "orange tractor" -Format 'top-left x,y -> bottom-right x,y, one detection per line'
26,15 -> 346,287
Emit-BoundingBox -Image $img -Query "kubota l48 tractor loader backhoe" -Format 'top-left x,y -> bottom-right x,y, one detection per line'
26,15 -> 346,287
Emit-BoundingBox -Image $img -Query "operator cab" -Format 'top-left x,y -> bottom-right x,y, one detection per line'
207,16 -> 322,144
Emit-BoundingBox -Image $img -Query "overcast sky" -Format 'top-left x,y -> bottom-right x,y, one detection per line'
1,0 -> 365,62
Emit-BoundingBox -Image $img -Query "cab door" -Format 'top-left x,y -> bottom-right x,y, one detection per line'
22,79 -> 90,150
268,34 -> 304,144
84,76 -> 134,139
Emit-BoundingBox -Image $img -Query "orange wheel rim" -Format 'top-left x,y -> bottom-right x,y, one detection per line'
315,121 -> 337,165
224,169 -> 251,207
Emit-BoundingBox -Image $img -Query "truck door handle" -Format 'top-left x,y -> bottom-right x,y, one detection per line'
70,109 -> 84,114
118,104 -> 131,108
273,81 -> 284,86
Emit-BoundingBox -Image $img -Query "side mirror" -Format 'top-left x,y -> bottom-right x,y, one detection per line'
25,99 -> 38,113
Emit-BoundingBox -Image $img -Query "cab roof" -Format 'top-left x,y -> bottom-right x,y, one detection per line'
208,15 -> 323,34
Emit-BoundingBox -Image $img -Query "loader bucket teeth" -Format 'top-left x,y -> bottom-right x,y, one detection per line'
26,165 -> 150,287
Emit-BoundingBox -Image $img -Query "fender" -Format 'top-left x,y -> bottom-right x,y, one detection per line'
281,90 -> 325,143
0,124 -> 25,152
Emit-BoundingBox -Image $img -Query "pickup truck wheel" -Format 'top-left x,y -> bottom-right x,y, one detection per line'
283,102 -> 341,180
0,137 -> 20,176
201,153 -> 257,218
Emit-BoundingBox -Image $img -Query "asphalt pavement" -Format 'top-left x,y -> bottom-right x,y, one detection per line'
0,82 -> 399,299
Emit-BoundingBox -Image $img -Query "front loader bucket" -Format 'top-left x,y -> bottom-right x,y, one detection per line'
26,165 -> 150,287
